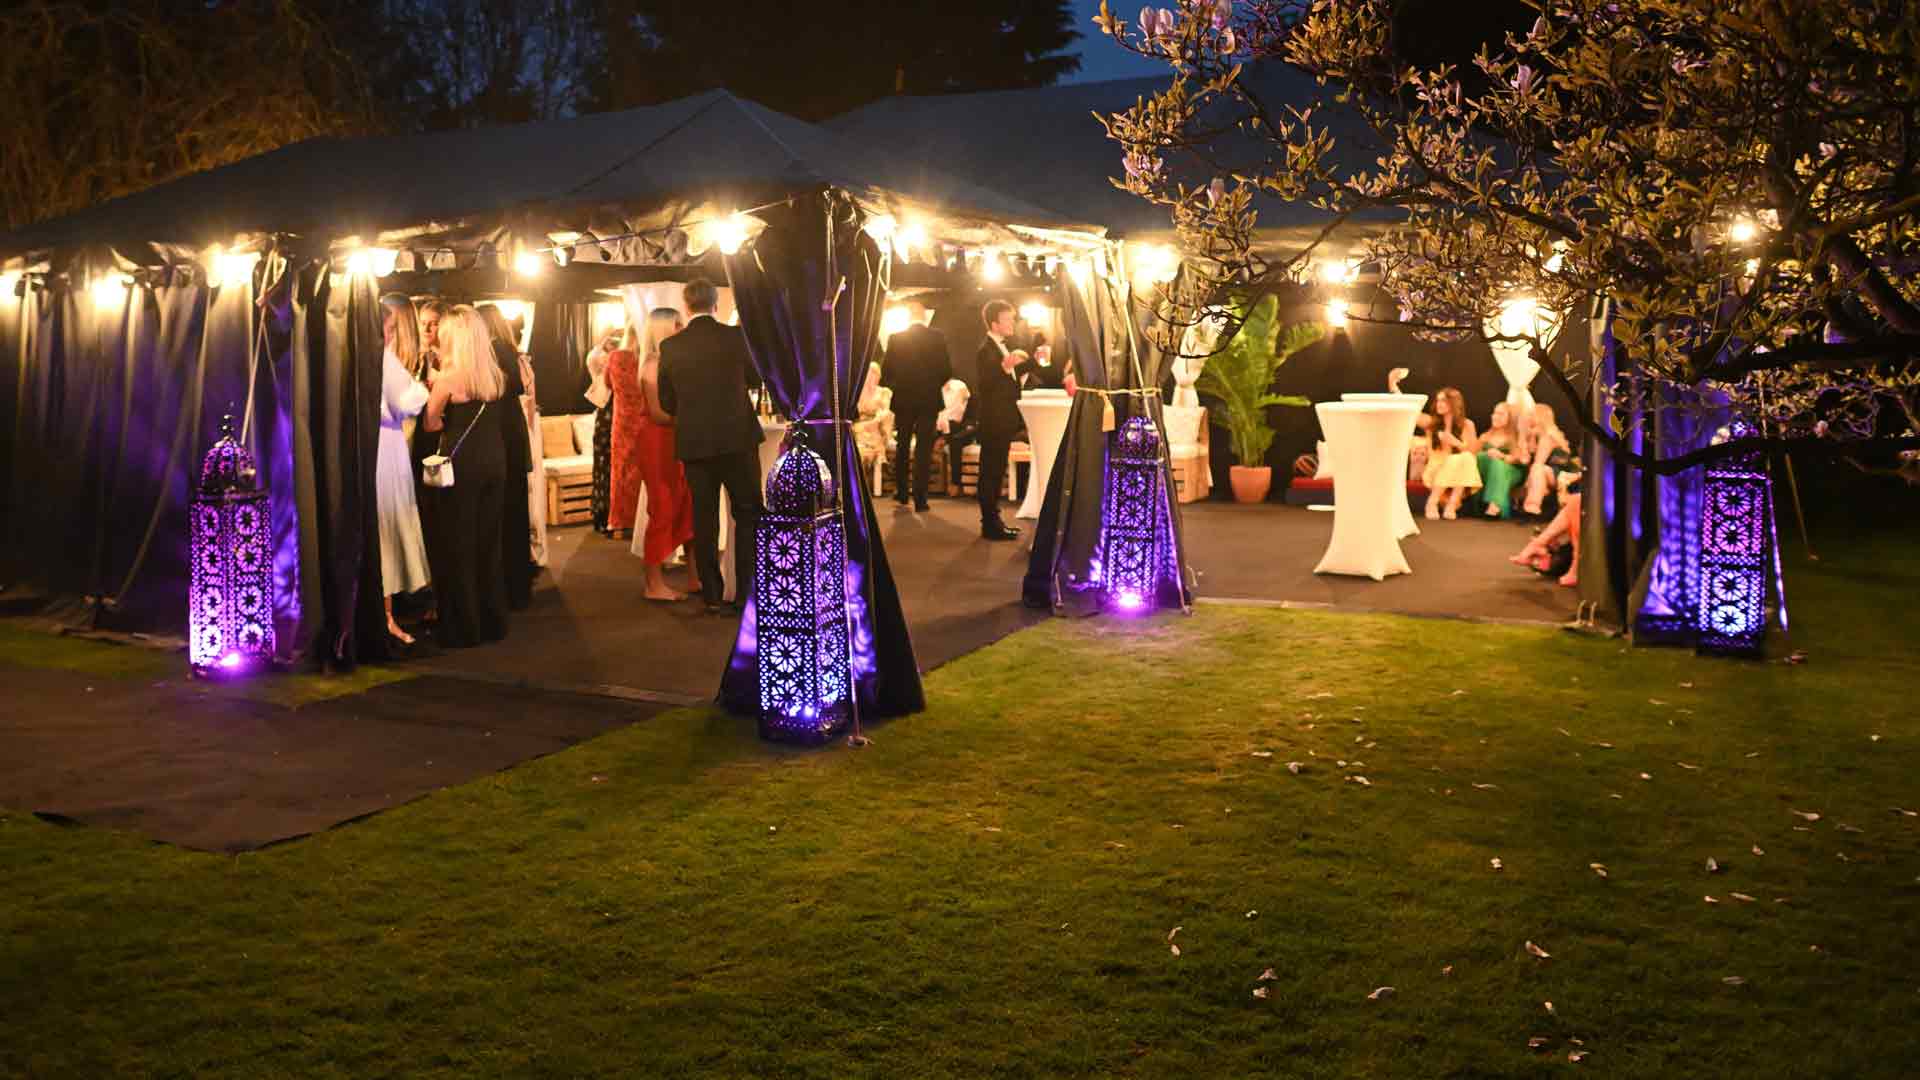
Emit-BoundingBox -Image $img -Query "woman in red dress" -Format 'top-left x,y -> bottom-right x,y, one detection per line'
610,308 -> 699,600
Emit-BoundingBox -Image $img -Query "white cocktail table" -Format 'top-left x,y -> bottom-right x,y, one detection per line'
1014,390 -> 1072,520
1340,393 -> 1427,540
1313,402 -> 1413,580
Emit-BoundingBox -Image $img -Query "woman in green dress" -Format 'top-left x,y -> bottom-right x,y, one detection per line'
1476,401 -> 1526,518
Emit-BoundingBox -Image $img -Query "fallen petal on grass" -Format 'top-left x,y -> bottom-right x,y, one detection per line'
1286,762 -> 1304,774
1367,986 -> 1395,1001
1730,893 -> 1756,902
1251,986 -> 1269,999
1792,810 -> 1822,822
1490,858 -> 1504,871
1590,863 -> 1609,878
1723,975 -> 1746,986
1525,940 -> 1551,960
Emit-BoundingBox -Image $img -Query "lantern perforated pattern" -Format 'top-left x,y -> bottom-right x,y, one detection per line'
1695,444 -> 1770,655
189,417 -> 276,675
1098,415 -> 1167,612
756,444 -> 851,741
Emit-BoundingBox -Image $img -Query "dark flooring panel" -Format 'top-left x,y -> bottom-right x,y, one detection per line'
0,672 -> 665,852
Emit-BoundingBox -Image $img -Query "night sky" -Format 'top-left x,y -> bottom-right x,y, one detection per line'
1065,0 -> 1169,84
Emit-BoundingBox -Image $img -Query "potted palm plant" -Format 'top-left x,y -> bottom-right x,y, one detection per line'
1195,294 -> 1324,503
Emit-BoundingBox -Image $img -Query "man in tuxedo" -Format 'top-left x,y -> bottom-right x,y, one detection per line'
880,299 -> 951,512
973,299 -> 1037,541
657,278 -> 765,613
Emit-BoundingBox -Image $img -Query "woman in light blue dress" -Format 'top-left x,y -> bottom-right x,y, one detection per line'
378,293 -> 432,644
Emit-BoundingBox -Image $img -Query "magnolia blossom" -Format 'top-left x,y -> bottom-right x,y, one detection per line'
1221,28 -> 1236,53
1207,177 -> 1226,207
1511,64 -> 1538,95
1211,0 -> 1232,30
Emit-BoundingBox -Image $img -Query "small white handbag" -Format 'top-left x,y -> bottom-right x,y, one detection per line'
421,403 -> 487,489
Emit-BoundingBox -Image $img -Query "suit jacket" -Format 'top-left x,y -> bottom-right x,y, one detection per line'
972,336 -> 1036,440
657,315 -> 764,462
880,324 -> 952,418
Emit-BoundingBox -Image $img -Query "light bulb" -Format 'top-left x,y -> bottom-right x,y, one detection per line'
895,220 -> 928,263
712,213 -> 754,256
981,251 -> 1006,283
880,305 -> 912,339
863,213 -> 896,244
1729,218 -> 1757,244
1019,302 -> 1051,327
1325,298 -> 1349,329
345,250 -> 372,276
514,251 -> 545,277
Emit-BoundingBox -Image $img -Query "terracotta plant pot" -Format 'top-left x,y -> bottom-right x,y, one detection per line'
1229,465 -> 1273,504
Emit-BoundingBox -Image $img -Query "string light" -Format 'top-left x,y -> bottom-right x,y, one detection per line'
981,250 -> 1006,283
1019,302 -> 1051,327
345,250 -> 372,276
1132,244 -> 1180,284
513,250 -> 545,277
91,273 -> 132,308
711,212 -> 755,256
1728,217 -> 1758,244
880,305 -> 912,339
895,219 -> 928,263
1317,258 -> 1357,285
1324,298 -> 1350,329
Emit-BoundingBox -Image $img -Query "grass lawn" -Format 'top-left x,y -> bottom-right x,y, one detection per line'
3,535 -> 1917,1078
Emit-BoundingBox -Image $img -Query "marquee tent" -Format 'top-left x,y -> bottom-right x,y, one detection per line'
0,90 -> 1110,721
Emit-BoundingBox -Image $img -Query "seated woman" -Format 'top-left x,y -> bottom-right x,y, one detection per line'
1522,403 -> 1573,516
1475,401 -> 1526,518
1508,489 -> 1583,587
1417,387 -> 1481,519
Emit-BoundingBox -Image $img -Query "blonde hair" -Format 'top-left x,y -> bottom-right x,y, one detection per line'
446,305 -> 506,402
642,307 -> 685,362
380,293 -> 422,377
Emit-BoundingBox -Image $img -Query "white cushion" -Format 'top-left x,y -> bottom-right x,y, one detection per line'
570,414 -> 595,457
543,453 -> 592,475
1313,440 -> 1335,479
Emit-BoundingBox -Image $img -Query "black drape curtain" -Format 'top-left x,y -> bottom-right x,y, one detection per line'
718,188 -> 924,721
530,299 -> 594,416
1023,262 -> 1196,614
0,251 -> 386,671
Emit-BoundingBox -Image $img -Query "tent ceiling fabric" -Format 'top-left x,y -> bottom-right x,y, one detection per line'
0,90 -> 1103,267
826,62 -> 1400,244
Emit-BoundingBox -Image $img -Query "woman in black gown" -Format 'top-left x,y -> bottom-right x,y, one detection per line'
421,305 -> 511,648
478,304 -> 536,610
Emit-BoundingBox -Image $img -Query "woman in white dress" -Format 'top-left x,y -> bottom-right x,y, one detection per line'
377,293 -> 433,644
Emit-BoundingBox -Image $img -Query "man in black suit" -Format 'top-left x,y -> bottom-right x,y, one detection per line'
880,299 -> 951,512
973,299 -> 1037,541
657,278 -> 765,613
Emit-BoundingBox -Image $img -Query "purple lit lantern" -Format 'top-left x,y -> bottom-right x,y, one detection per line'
1694,422 -> 1772,656
189,415 -> 275,676
1098,414 -> 1168,613
755,442 -> 851,742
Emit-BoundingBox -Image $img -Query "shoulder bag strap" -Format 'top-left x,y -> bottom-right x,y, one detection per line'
441,402 -> 489,459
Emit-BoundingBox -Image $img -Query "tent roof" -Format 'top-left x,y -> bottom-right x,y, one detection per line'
1,90 -> 1098,263
826,63 -> 1396,243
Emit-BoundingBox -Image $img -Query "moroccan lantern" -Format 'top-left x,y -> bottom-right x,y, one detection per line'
1098,413 -> 1169,613
1694,421 -> 1775,656
755,442 -> 851,742
189,414 -> 275,676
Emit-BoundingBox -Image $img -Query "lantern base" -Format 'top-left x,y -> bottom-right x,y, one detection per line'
757,702 -> 852,745
189,649 -> 274,680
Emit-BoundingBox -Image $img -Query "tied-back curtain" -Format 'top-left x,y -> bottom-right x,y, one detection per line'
1023,264 -> 1196,613
717,188 -> 924,720
1024,263 -> 1115,612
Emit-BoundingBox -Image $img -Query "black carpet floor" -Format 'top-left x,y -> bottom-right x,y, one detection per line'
426,497 -> 1578,699
0,669 -> 667,852
0,496 -> 1573,852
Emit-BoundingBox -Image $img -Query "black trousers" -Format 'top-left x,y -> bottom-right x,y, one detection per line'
892,410 -> 937,504
977,432 -> 1012,525
685,451 -> 764,606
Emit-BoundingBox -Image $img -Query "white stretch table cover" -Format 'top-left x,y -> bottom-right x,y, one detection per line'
1340,393 -> 1427,540
1313,402 -> 1413,581
1014,390 -> 1073,520
716,420 -> 788,602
